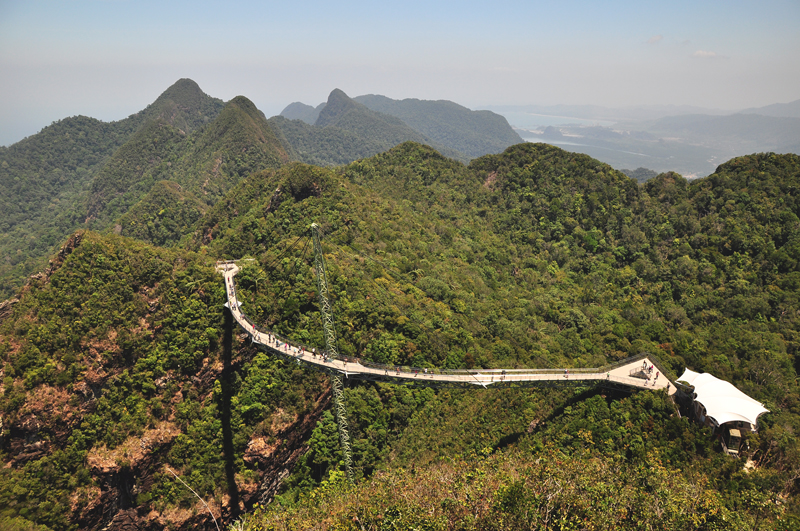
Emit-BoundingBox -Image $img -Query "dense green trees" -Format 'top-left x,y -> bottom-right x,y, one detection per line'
0,115 -> 138,298
2,139 -> 800,529
245,443 -> 794,531
0,233 -> 325,528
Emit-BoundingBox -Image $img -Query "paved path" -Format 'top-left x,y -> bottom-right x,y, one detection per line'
218,262 -> 675,394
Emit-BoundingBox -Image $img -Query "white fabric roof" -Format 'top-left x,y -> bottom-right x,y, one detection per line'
678,369 -> 769,427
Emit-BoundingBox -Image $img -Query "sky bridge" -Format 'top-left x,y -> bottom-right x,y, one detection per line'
218,261 -> 676,395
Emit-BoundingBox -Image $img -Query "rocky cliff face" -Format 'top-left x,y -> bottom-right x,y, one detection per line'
2,327 -> 329,530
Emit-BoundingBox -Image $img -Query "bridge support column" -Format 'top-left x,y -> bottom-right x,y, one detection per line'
311,223 -> 354,484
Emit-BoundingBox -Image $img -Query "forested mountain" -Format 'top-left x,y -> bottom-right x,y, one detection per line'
115,181 -> 207,247
0,79 -> 226,298
1,80 -> 530,301
85,94 -> 288,228
271,89 -> 465,165
0,116 -> 135,297
0,81 -> 284,299
1,137 -> 800,530
280,101 -> 325,125
621,166 -> 658,183
83,118 -> 188,226
278,91 -> 522,162
134,78 -> 226,134
353,93 -> 523,158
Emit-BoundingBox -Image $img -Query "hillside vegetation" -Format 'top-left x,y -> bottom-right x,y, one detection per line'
1,86 -> 800,530
228,145 -> 800,530
0,116 -> 138,296
85,95 -> 289,227
280,101 -> 325,125
1,80 -> 521,300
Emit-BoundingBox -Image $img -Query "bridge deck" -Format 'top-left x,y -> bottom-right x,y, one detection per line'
218,262 -> 675,394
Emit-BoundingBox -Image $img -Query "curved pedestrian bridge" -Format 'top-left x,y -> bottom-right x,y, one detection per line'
218,261 -> 675,394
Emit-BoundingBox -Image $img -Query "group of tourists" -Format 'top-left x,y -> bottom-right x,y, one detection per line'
640,360 -> 661,386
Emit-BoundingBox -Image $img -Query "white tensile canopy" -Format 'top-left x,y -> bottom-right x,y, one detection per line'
678,369 -> 769,427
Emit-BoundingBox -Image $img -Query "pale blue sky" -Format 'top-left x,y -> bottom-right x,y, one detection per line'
1,0 -> 799,146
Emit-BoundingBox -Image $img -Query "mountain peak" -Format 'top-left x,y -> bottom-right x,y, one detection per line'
327,88 -> 350,101
141,78 -> 225,134
158,78 -> 204,100
315,89 -> 360,127
227,95 -> 266,120
281,101 -> 325,124
151,78 -> 211,113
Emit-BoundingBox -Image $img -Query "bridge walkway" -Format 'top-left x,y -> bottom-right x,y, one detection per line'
218,262 -> 675,394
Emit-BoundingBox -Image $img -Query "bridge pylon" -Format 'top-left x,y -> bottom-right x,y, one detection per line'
311,223 -> 354,484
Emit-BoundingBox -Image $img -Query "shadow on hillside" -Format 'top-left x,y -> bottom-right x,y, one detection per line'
220,309 -> 240,519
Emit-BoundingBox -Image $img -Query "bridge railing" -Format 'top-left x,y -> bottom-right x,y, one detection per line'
351,353 -> 673,379
236,311 -> 674,381
234,307 -> 673,380
220,263 -> 676,382
645,354 -> 678,383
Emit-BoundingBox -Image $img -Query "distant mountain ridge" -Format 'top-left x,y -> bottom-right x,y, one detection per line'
136,78 -> 226,133
4,76 -> 796,300
280,101 -> 325,124
739,98 -> 800,118
272,89 -> 465,165
499,98 -> 800,177
353,94 -> 522,159
631,113 -> 800,154
85,90 -> 288,227
279,91 -> 522,162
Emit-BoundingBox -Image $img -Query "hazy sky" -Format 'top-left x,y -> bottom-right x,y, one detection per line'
1,0 -> 799,146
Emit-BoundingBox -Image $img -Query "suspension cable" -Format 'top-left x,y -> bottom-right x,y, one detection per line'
262,234 -> 305,273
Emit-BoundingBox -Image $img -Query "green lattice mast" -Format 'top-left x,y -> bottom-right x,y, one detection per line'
310,223 -> 354,484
